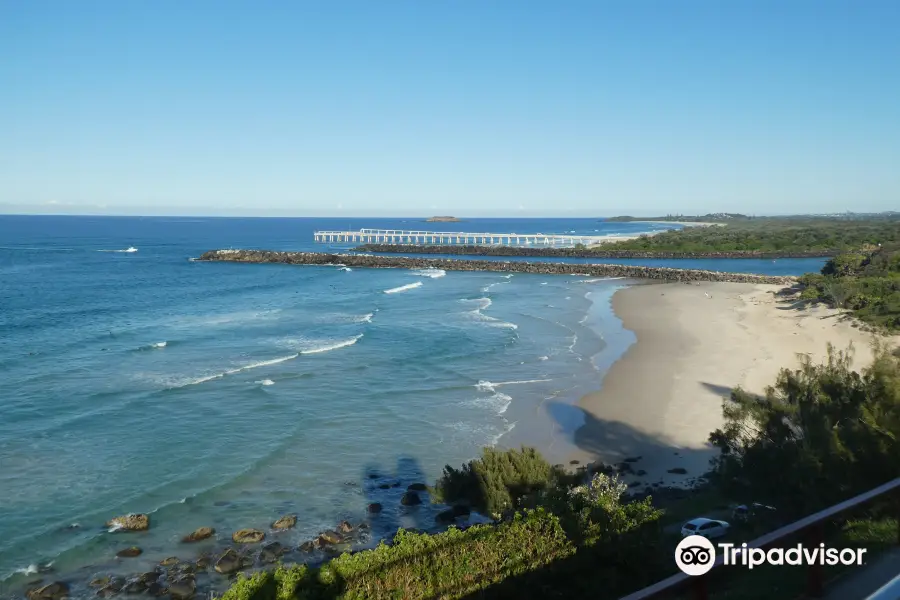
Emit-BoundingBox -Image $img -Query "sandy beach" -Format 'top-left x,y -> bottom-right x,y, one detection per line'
588,221 -> 722,246
568,281 -> 900,490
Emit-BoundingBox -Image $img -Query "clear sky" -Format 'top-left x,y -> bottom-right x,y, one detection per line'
1,1 -> 898,217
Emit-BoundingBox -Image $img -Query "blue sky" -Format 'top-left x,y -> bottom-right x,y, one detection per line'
1,1 -> 898,217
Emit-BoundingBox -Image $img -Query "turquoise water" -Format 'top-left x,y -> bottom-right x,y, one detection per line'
0,216 -> 827,596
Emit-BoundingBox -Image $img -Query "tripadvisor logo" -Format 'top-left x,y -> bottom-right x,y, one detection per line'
675,535 -> 867,576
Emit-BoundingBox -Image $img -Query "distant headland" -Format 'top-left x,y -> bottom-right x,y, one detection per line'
426,216 -> 461,222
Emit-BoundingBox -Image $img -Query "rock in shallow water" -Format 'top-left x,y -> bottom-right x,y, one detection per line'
317,531 -> 342,546
214,549 -> 241,575
367,503 -> 383,514
27,582 -> 69,600
260,541 -> 285,563
271,515 -> 297,530
232,528 -> 265,544
115,547 -> 142,558
168,578 -> 196,600
181,527 -> 215,543
159,557 -> 179,567
337,521 -> 354,534
400,492 -> 422,506
105,514 -> 149,532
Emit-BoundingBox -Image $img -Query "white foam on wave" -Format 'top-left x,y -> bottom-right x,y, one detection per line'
14,564 -> 37,576
256,379 -> 275,386
161,336 -> 362,389
460,297 -> 518,329
466,391 -> 513,415
98,247 -> 138,253
384,281 -> 423,294
152,341 -> 167,349
539,355 -> 549,361
578,277 -> 626,283
301,334 -> 364,355
410,268 -> 446,279
476,379 -> 552,392
339,267 -> 352,272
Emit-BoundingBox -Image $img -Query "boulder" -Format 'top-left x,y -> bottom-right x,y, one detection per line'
122,580 -> 147,594
271,515 -> 297,530
337,521 -> 354,534
27,582 -> 70,600
96,586 -> 118,598
400,492 -> 422,506
298,541 -> 317,552
317,531 -> 342,546
138,572 -> 160,584
195,555 -> 210,570
407,483 -> 428,492
115,547 -> 142,558
89,577 -> 110,588
159,557 -> 179,567
105,514 -> 149,532
260,541 -> 284,563
146,582 -> 167,597
451,505 -> 471,518
181,527 -> 215,543
367,503 -> 383,514
214,549 -> 241,575
232,528 -> 265,544
435,509 -> 456,524
168,578 -> 196,600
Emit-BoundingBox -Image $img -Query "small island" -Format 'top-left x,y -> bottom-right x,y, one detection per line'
426,216 -> 461,222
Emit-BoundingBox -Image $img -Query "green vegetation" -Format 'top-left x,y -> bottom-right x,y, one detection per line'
433,446 -> 572,517
221,345 -> 900,600
709,342 -> 900,518
798,243 -> 900,330
606,216 -> 900,254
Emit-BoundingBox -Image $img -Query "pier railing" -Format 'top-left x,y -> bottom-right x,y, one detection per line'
619,477 -> 900,600
313,228 -> 611,246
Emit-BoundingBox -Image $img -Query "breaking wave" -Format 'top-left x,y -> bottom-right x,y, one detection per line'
384,281 -> 423,294
410,268 -> 445,279
460,297 -> 518,329
163,336 -> 363,389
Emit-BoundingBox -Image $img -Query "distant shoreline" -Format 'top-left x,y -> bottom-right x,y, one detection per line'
350,243 -> 834,259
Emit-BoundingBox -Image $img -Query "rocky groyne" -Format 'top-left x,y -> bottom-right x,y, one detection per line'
352,243 -> 834,259
197,250 -> 799,285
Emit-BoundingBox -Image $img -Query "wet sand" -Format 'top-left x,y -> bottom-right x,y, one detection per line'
568,282 -> 899,490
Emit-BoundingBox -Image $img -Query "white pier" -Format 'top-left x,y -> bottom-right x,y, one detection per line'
313,228 -> 605,247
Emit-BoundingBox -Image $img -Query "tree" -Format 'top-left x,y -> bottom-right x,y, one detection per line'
709,343 -> 900,518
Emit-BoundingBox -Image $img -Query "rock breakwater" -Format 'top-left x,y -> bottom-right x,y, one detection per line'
353,243 -> 834,259
196,250 -> 799,285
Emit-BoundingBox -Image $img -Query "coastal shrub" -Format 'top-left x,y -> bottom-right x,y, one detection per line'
270,509 -> 575,599
709,343 -> 900,519
605,216 -> 900,254
798,244 -> 900,330
433,446 -> 569,517
220,571 -> 277,600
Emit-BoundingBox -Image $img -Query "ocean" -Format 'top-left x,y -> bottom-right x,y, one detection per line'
0,216 -> 828,596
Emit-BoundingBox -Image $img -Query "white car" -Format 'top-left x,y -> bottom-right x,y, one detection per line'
681,518 -> 730,539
